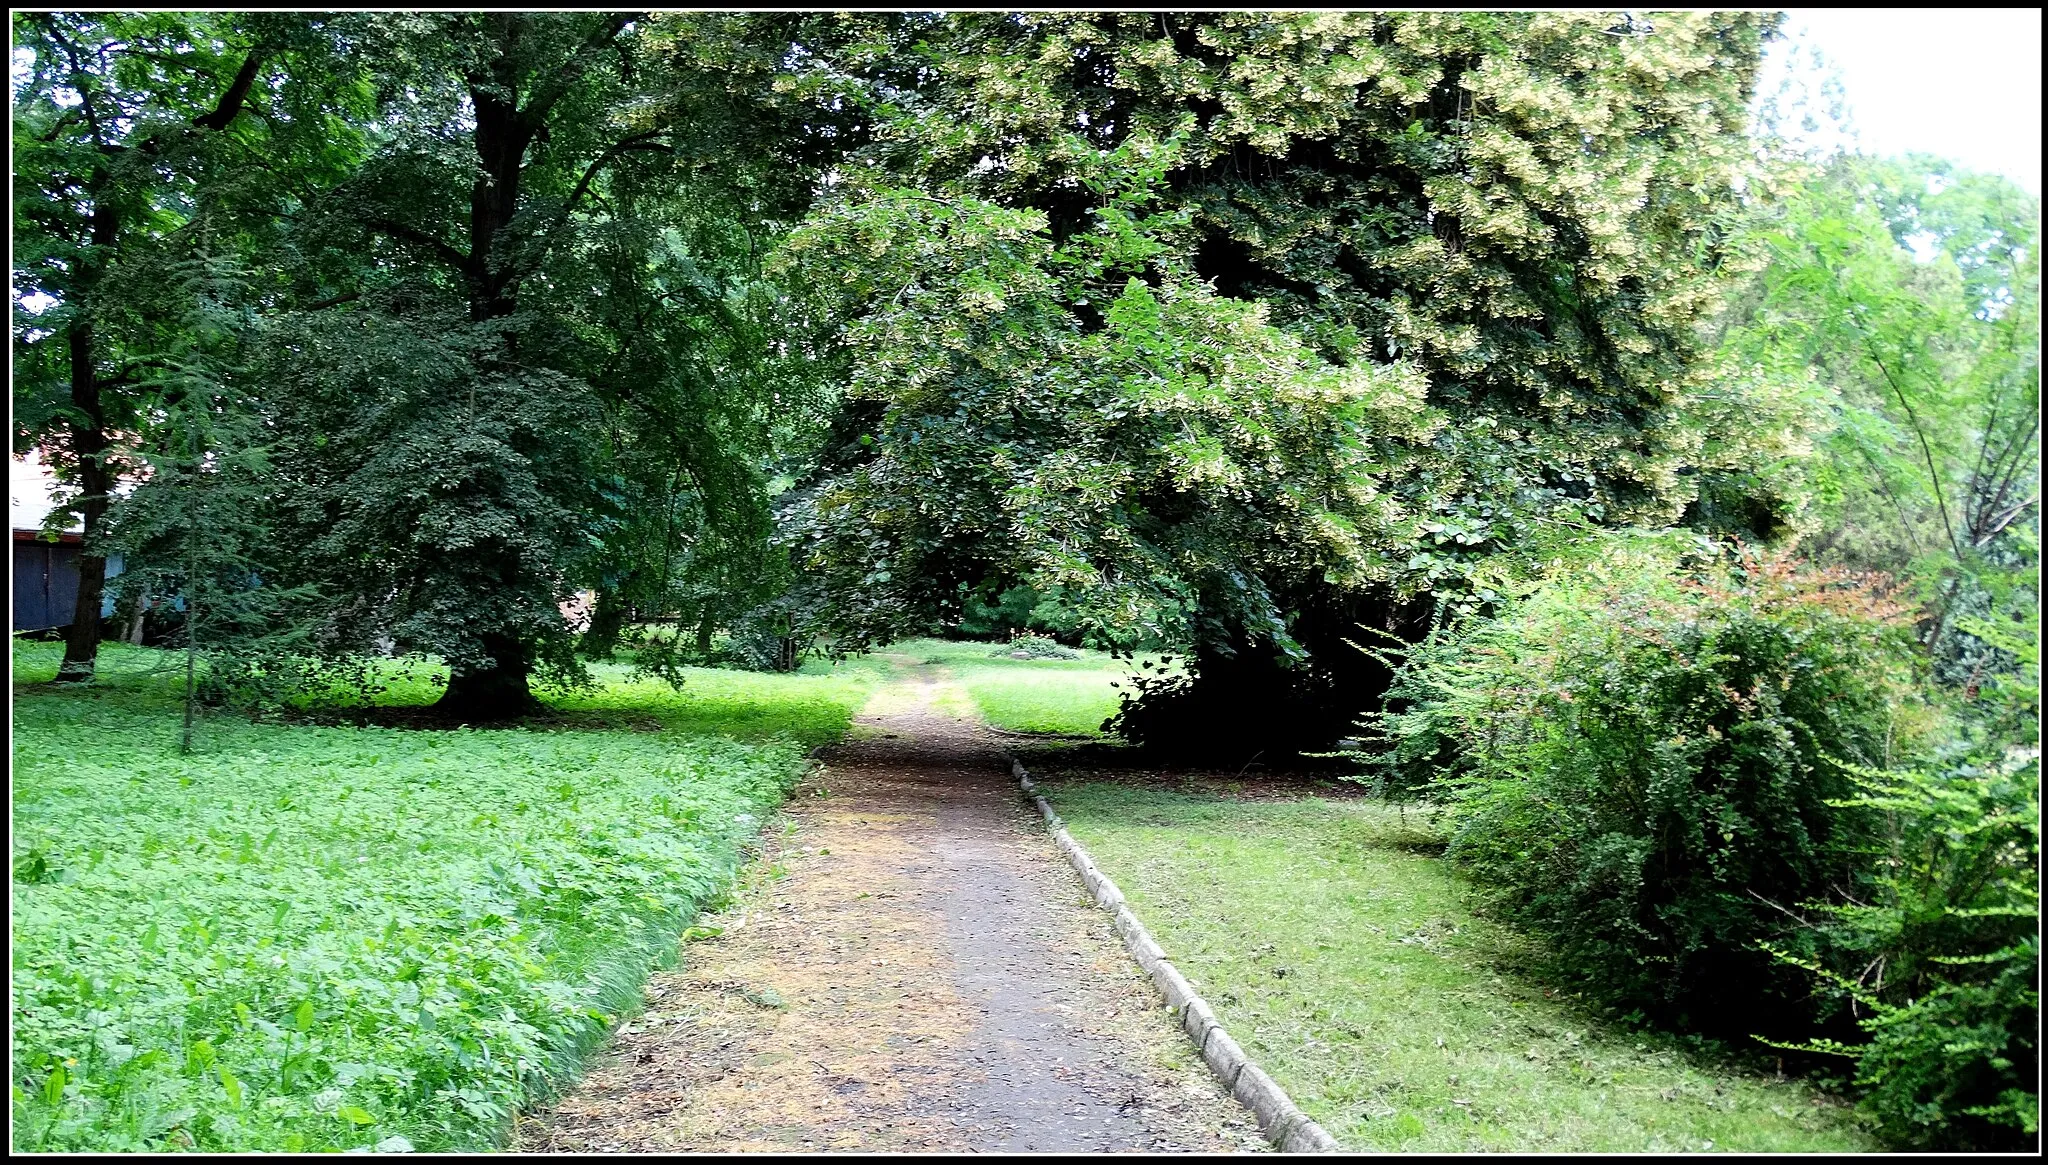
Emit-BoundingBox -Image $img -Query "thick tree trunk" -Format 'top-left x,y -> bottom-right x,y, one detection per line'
435,635 -> 538,719
425,29 -> 547,721
466,24 -> 535,327
56,305 -> 112,683
427,18 -> 582,718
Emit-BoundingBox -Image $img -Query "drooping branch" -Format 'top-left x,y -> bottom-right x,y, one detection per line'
515,130 -> 675,279
563,131 -> 672,221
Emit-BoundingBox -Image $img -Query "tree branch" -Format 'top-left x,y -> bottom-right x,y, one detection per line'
511,131 -> 673,283
521,13 -> 638,126
299,291 -> 362,312
1977,494 -> 2039,546
42,19 -> 112,148
191,48 -> 265,131
1974,410 -> 2039,547
1860,338 -> 1962,561
364,217 -> 473,274
565,131 -> 671,218
35,109 -> 84,143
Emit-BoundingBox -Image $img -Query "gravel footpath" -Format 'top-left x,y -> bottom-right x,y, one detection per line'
519,668 -> 1264,1153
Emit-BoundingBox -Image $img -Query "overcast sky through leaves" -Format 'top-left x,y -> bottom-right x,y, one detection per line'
1759,7 -> 2042,193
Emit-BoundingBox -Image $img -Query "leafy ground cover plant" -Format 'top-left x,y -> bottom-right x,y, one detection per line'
9,640 -> 875,1151
990,632 -> 1078,661
1032,776 -> 1875,1152
1374,544 -> 1924,1038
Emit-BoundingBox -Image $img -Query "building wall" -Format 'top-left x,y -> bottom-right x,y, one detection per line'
11,534 -> 123,632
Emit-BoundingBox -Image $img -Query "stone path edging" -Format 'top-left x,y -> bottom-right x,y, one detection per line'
1006,755 -> 1341,1155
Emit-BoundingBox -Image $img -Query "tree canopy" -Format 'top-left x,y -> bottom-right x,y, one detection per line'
764,11 -> 1801,753
11,9 -> 2036,747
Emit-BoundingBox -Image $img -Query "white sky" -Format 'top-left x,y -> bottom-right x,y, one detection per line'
12,448 -> 69,532
10,12 -> 2042,530
1759,8 -> 2043,193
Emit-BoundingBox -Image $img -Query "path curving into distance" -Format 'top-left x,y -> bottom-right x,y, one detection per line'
520,664 -> 1264,1153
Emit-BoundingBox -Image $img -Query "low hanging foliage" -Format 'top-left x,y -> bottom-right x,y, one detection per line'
773,138 -> 1443,656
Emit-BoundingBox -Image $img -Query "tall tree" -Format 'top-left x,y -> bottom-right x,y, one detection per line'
778,11 -> 1787,754
1716,154 -> 2041,680
11,11 -> 359,681
259,12 -> 849,715
105,250 -> 321,751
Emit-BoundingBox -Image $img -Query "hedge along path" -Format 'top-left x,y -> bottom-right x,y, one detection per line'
1011,760 -> 1342,1154
519,663 -> 1266,1153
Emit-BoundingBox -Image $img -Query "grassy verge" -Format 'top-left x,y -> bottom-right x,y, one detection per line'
1036,777 -> 1878,1153
9,640 -> 878,1152
552,655 -> 893,747
879,637 -> 1142,736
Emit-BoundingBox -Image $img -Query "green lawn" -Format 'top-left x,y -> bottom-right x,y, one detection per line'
880,637 -> 1145,736
1037,779 -> 1878,1153
244,644 -> 894,750
9,640 -> 881,1153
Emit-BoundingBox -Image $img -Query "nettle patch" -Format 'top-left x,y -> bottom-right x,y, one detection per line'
10,695 -> 803,1152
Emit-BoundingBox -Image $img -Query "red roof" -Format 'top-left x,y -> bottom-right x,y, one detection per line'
13,528 -> 83,545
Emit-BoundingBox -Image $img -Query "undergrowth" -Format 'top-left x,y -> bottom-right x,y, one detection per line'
9,640 -> 871,1151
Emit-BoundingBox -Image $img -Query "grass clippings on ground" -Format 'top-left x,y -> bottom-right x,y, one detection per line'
1035,777 -> 1879,1154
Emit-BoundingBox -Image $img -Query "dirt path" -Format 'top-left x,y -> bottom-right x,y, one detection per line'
519,665 -> 1263,1153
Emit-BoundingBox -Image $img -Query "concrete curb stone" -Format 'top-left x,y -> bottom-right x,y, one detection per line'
1006,751 -> 1342,1154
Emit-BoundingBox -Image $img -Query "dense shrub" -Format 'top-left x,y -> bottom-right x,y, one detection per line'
992,632 -> 1078,660
1378,545 -> 1921,1036
1768,602 -> 2040,1150
1774,750 -> 2039,1149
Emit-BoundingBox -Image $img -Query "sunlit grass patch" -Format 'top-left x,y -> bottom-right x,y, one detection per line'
10,641 -> 889,750
550,658 -> 892,749
877,637 -> 1148,737
1038,780 -> 1878,1153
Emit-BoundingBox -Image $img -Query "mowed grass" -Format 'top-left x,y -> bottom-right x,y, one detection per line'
1038,780 -> 1878,1153
262,647 -> 894,749
9,640 -> 881,1153
555,655 -> 893,747
881,637 -> 1146,736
